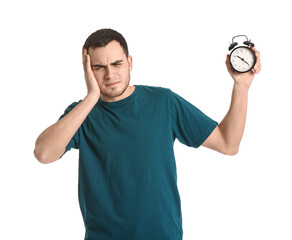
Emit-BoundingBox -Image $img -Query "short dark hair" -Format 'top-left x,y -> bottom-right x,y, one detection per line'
83,28 -> 129,57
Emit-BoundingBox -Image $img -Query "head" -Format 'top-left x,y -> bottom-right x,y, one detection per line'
83,28 -> 133,102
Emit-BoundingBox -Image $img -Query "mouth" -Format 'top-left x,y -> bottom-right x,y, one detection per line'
105,81 -> 120,87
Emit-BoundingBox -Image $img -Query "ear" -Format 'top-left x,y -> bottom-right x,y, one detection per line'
127,55 -> 133,71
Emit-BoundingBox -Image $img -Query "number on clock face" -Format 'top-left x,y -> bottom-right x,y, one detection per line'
230,46 -> 256,73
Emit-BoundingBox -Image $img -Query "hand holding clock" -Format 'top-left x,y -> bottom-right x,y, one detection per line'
226,47 -> 261,89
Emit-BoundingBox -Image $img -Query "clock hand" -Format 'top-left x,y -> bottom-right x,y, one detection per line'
236,55 -> 250,66
236,55 -> 244,60
243,59 -> 250,66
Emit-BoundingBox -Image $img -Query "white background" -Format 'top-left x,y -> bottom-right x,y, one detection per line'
1,0 -> 291,239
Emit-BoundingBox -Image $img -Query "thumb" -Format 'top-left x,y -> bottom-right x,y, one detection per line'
225,54 -> 234,74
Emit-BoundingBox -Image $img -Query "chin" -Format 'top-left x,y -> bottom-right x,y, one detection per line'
102,81 -> 129,99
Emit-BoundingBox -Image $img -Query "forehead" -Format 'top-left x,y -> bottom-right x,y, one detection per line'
88,41 -> 126,63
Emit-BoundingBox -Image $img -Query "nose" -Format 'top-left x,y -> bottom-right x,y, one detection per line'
104,66 -> 114,80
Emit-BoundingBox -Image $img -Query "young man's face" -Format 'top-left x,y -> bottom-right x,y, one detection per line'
88,40 -> 133,102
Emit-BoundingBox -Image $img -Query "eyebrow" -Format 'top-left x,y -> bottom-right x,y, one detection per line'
91,60 -> 123,68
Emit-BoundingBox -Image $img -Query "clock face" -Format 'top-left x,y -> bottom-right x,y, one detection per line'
230,46 -> 256,73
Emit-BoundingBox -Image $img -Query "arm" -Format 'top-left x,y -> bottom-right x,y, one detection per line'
202,47 -> 261,155
34,49 -> 100,164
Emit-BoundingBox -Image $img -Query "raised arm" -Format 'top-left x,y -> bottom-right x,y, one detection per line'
34,49 -> 101,163
202,48 -> 261,155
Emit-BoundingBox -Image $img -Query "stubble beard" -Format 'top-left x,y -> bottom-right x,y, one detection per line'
101,73 -> 131,99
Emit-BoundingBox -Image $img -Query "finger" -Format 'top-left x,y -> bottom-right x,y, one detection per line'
225,54 -> 230,65
255,50 -> 260,59
86,54 -> 93,73
225,54 -> 234,74
251,47 -> 261,73
82,48 -> 86,60
253,59 -> 261,73
83,49 -> 92,72
254,63 -> 261,74
82,48 -> 87,66
251,47 -> 260,58
254,55 -> 261,71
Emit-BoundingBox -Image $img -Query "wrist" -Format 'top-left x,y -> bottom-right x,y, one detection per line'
234,81 -> 250,92
85,92 -> 100,104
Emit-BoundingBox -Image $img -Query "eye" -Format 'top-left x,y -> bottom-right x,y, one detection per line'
93,67 -> 103,71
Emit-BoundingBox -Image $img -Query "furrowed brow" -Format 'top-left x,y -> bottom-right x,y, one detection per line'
92,60 -> 123,68
111,60 -> 123,65
92,64 -> 106,68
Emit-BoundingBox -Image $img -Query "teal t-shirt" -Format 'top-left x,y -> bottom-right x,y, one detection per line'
58,85 -> 218,240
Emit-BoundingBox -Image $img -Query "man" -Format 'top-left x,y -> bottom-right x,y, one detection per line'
34,28 -> 261,239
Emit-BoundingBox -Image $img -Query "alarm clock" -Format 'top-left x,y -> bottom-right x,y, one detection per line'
228,35 -> 256,73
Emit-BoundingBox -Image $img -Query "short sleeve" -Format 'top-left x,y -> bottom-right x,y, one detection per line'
57,100 -> 82,158
169,90 -> 218,148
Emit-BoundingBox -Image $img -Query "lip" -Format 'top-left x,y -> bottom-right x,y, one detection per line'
105,81 -> 120,87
